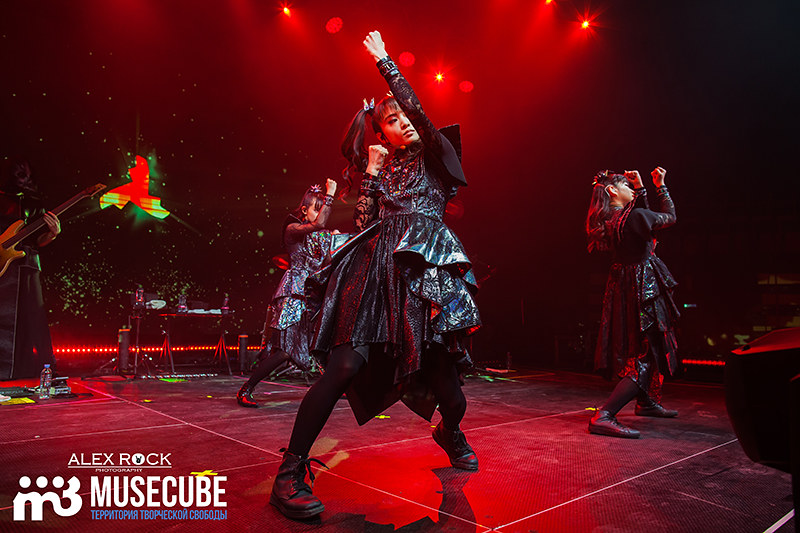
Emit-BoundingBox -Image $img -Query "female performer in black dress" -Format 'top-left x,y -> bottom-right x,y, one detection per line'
269,31 -> 481,520
586,167 -> 679,438
237,179 -> 339,407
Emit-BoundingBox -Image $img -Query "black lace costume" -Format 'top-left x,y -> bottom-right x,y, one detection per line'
263,209 -> 350,371
595,186 -> 679,401
309,62 -> 481,425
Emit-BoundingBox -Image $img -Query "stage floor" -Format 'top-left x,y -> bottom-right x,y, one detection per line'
0,369 -> 795,532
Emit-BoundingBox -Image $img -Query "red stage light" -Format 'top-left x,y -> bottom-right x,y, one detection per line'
445,198 -> 465,219
581,20 -> 590,29
458,80 -> 474,93
435,72 -> 444,83
272,254 -> 290,270
326,17 -> 342,34
398,51 -> 415,67
281,4 -> 291,17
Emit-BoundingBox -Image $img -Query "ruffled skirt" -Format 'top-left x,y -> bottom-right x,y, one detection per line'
263,296 -> 313,371
309,213 -> 480,424
595,254 -> 680,387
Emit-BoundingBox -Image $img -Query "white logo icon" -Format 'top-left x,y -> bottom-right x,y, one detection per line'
132,453 -> 145,465
13,476 -> 82,521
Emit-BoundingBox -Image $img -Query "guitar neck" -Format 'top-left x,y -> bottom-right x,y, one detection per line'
3,193 -> 86,249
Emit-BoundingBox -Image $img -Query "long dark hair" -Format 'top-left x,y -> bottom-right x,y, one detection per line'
340,96 -> 401,197
1,158 -> 39,195
282,186 -> 326,247
585,171 -> 628,253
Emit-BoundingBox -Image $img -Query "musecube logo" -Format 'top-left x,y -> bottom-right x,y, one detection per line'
13,476 -> 82,521
13,451 -> 228,523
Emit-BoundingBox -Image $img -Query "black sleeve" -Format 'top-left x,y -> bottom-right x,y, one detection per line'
353,174 -> 380,232
284,201 -> 333,244
625,187 -> 676,240
353,194 -> 377,232
378,58 -> 467,187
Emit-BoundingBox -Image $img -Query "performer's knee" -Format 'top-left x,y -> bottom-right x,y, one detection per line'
326,344 -> 365,382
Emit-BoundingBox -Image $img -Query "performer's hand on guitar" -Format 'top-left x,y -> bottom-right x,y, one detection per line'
37,211 -> 60,246
651,166 -> 667,188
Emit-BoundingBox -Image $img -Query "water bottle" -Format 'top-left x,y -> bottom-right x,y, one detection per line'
39,364 -> 53,400
177,293 -> 187,313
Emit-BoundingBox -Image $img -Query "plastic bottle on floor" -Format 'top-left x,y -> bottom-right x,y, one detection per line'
39,364 -> 52,400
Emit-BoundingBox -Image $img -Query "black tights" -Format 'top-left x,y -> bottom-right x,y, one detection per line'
601,328 -> 665,415
423,345 -> 467,431
244,348 -> 290,389
601,377 -> 641,415
287,344 -> 467,457
287,345 -> 365,456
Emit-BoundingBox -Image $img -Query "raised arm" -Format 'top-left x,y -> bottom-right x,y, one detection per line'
624,167 -> 676,238
353,145 -> 386,231
648,166 -> 676,230
364,32 -> 437,147
363,31 -> 466,187
285,179 -> 337,243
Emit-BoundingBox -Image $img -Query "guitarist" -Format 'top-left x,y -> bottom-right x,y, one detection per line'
0,159 -> 60,380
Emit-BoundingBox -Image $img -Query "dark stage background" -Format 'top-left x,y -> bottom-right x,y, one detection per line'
2,0 -> 798,367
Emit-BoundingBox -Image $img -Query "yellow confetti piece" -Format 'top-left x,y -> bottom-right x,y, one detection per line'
190,470 -> 218,477
1,397 -> 36,405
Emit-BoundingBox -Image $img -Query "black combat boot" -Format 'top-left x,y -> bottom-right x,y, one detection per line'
432,421 -> 479,471
588,410 -> 641,438
269,450 -> 327,520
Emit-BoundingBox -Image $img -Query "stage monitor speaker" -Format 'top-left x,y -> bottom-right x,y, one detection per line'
724,327 -> 800,473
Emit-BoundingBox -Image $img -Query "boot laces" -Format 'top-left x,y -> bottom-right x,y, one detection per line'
452,430 -> 470,454
279,448 -> 329,492
298,457 -> 328,489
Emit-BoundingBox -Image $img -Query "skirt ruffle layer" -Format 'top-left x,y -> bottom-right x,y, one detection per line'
595,255 -> 680,380
265,295 -> 313,371
309,213 -> 480,424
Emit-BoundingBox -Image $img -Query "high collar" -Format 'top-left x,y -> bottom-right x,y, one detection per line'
394,141 -> 423,161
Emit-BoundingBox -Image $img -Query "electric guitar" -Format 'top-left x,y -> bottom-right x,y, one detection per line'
0,183 -> 106,278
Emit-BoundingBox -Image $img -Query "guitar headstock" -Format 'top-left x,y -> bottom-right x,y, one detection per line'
81,183 -> 107,198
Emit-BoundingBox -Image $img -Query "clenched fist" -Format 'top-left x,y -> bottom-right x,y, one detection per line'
364,31 -> 388,61
366,145 -> 389,175
325,178 -> 338,196
623,170 -> 644,189
651,167 -> 666,187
